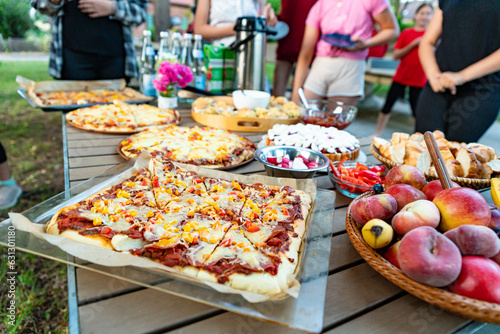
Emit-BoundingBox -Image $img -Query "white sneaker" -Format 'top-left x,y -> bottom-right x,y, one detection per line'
0,184 -> 22,210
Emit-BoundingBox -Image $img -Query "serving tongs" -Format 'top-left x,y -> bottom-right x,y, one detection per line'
424,131 -> 453,189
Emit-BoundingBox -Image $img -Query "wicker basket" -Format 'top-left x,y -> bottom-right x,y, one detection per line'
346,192 -> 500,324
369,144 -> 491,190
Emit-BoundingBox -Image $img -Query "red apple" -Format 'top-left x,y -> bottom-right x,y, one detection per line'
383,240 -> 401,269
488,205 -> 500,229
350,194 -> 398,226
398,226 -> 462,287
421,180 -> 460,201
391,200 -> 441,235
385,165 -> 427,190
433,187 -> 491,232
385,184 -> 427,212
448,256 -> 500,304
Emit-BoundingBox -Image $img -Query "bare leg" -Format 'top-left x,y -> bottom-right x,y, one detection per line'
374,112 -> 391,137
272,60 -> 294,96
0,161 -> 11,181
327,95 -> 360,106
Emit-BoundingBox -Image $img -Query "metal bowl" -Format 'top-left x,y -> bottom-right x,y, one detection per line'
254,145 -> 330,179
301,99 -> 357,130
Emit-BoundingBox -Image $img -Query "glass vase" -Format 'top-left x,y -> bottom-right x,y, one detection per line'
158,84 -> 178,109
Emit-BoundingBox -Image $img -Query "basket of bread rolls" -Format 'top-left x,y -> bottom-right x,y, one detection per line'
370,130 -> 500,189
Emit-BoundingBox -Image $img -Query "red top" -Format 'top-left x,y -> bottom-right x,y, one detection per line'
276,0 -> 318,62
367,29 -> 388,58
392,28 -> 427,88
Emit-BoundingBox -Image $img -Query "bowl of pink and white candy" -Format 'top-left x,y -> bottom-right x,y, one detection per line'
254,145 -> 330,178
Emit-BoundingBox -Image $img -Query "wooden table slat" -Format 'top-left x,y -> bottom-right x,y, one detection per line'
325,294 -> 468,334
78,287 -> 218,334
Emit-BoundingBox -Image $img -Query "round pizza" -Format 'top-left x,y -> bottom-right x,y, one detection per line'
118,125 -> 256,168
66,100 -> 180,133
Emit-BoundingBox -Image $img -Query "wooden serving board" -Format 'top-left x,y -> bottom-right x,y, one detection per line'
192,96 -> 301,132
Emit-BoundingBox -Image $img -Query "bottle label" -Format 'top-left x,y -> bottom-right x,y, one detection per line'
142,74 -> 157,97
194,75 -> 206,90
193,49 -> 203,59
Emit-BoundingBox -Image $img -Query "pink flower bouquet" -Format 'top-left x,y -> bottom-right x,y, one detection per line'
153,61 -> 194,97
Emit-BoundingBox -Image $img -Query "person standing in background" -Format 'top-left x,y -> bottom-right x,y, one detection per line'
272,0 -> 317,97
374,3 -> 433,137
194,0 -> 277,47
415,0 -> 500,142
32,0 -> 148,81
291,0 -> 399,106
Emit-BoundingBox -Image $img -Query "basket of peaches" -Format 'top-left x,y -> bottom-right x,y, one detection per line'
346,164 -> 500,324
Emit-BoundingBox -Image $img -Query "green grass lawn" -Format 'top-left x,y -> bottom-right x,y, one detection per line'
0,61 -> 68,333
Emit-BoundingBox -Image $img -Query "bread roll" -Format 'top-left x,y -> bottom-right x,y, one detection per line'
447,141 -> 465,157
373,137 -> 391,150
379,145 -> 392,160
445,159 -> 464,178
433,130 -> 445,140
403,141 -> 430,173
390,142 -> 406,165
409,132 -> 424,143
391,132 -> 410,145
486,159 -> 500,177
456,147 -> 481,179
480,163 -> 493,179
468,143 -> 497,162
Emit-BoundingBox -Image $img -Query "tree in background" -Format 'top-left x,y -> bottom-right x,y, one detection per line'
0,0 -> 34,38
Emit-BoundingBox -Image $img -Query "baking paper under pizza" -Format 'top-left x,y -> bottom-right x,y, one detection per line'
46,156 -> 312,296
66,101 -> 180,133
118,125 -> 256,168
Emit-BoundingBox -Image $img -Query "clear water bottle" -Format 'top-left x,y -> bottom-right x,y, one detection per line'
192,34 -> 207,91
140,30 -> 152,64
140,46 -> 157,97
180,33 -> 194,68
157,31 -> 170,68
170,32 -> 182,62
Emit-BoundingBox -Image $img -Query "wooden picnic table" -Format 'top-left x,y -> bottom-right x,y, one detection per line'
62,105 -> 496,334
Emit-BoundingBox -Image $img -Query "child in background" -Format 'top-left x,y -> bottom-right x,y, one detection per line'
374,4 -> 433,137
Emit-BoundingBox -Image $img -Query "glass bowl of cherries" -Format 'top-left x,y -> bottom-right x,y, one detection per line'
301,100 -> 357,130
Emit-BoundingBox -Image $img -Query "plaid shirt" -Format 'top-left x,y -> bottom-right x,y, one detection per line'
31,0 -> 148,79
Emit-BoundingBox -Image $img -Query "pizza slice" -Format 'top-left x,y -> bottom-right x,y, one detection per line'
204,177 -> 248,221
133,212 -> 233,278
46,169 -> 159,251
197,224 -> 282,295
120,127 -> 178,159
150,157 -> 206,209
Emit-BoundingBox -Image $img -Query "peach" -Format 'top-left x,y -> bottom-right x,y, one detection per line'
444,225 -> 500,258
398,226 -> 462,287
350,194 -> 398,226
385,165 -> 427,190
433,187 -> 491,232
383,240 -> 401,269
421,180 -> 460,201
488,205 -> 500,229
385,184 -> 427,211
391,200 -> 441,235
448,256 -> 500,304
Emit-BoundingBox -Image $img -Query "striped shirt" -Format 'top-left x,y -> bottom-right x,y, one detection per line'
31,0 -> 148,78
